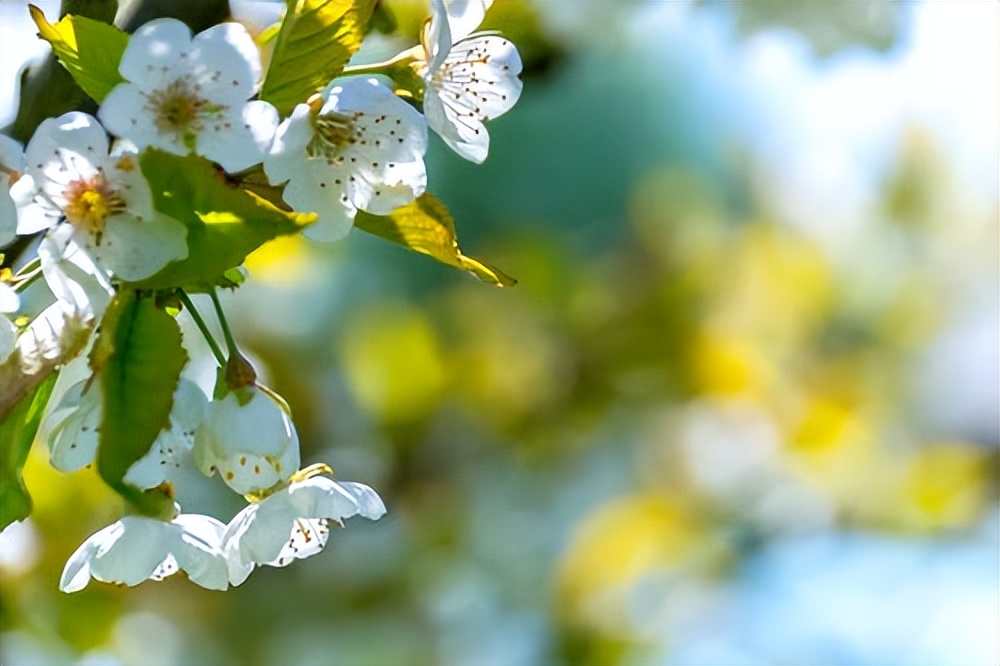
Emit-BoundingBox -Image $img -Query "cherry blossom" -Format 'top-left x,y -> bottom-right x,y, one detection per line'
418,0 -> 522,163
98,18 -> 277,173
60,513 -> 229,592
222,473 -> 386,585
263,77 -> 428,241
9,112 -> 187,282
193,386 -> 301,495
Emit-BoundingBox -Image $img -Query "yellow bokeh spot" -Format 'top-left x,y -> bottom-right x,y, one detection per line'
340,304 -> 446,424
557,493 -> 702,631
691,329 -> 773,398
900,443 -> 988,530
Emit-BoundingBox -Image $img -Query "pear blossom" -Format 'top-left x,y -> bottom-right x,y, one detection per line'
223,474 -> 386,585
9,112 -> 187,282
263,77 -> 428,241
193,386 -> 300,495
1,134 -> 24,245
418,0 -> 523,163
60,513 -> 229,592
0,283 -> 19,364
99,18 -> 277,172
46,378 -> 207,490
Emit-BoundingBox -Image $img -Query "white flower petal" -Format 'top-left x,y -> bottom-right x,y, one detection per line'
443,0 -> 493,43
90,212 -> 187,282
9,174 -> 56,234
188,22 -> 261,102
194,101 -> 278,172
288,478 -> 388,521
46,380 -> 101,472
264,105 -> 314,184
60,514 -> 228,592
425,36 -> 522,164
0,134 -> 23,245
222,475 -> 386,584
0,316 -> 15,364
118,18 -> 193,89
168,514 -> 229,590
98,85 -> 176,155
86,518 -> 167,587
0,282 -> 18,313
193,388 -> 299,495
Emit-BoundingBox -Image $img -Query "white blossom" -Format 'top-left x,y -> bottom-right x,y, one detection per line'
193,386 -> 300,495
223,475 -> 386,585
419,0 -> 522,163
9,112 -> 187,282
99,18 -> 277,173
46,378 -> 207,490
0,134 -> 24,245
263,77 -> 428,241
60,513 -> 229,592
0,282 -> 19,364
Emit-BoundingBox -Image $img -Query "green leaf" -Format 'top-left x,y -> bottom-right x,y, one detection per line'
131,150 -> 316,290
261,0 -> 377,116
97,292 -> 186,516
29,4 -> 129,104
0,373 -> 57,530
355,193 -> 517,287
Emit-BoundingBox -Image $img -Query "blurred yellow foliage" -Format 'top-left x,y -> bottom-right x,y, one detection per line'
340,304 -> 446,424
556,493 -> 702,631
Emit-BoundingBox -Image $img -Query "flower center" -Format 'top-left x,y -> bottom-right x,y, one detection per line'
307,111 -> 360,159
147,79 -> 219,148
63,175 -> 125,234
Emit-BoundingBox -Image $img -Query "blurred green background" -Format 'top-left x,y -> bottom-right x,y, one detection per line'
1,1 -> 997,664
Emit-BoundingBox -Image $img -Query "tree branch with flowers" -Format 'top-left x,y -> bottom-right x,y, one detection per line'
0,0 -> 523,592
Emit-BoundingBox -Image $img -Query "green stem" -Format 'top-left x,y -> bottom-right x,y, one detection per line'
208,287 -> 240,358
342,47 -> 421,78
178,290 -> 226,367
10,258 -> 43,293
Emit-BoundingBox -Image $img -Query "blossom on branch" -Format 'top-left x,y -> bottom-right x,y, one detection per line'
99,18 -> 278,173
9,112 -> 187,282
193,386 -> 301,496
263,77 -> 428,242
60,513 -> 229,592
418,0 -> 523,163
223,473 -> 386,585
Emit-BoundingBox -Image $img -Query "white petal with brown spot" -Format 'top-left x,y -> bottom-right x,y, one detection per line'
99,18 -> 277,172
263,77 -> 428,242
9,112 -> 187,282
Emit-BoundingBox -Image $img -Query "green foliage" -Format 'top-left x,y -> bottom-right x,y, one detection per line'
29,5 -> 129,104
131,151 -> 316,290
96,292 -> 186,516
0,374 -> 57,530
261,0 -> 377,116
355,193 -> 516,287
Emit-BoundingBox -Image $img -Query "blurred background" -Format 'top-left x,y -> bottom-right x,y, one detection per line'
1,1 -> 997,664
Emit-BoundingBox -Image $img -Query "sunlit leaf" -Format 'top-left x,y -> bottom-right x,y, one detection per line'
132,150 -> 315,290
29,4 -> 128,104
355,193 -> 517,287
0,374 -> 57,530
261,0 -> 376,116
96,292 -> 185,516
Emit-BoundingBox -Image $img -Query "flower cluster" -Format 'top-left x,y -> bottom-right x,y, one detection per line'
51,378 -> 386,592
0,1 -> 523,592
